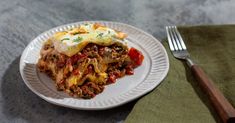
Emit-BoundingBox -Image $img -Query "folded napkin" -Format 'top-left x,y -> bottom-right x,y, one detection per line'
125,25 -> 235,123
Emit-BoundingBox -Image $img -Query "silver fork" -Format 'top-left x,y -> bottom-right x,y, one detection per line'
166,26 -> 235,123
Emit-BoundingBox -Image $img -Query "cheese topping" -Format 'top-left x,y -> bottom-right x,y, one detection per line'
51,23 -> 127,57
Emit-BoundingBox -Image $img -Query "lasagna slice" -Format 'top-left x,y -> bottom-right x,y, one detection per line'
37,23 -> 144,99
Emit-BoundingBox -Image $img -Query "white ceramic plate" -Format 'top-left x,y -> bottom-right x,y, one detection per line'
20,21 -> 169,110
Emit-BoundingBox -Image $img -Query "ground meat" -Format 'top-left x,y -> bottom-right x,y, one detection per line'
37,42 -> 139,99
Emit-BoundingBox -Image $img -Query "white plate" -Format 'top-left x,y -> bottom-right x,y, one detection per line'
20,21 -> 169,110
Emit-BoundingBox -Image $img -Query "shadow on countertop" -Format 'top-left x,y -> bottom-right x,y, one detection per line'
1,56 -> 135,123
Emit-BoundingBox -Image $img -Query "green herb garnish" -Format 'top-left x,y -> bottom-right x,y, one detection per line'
73,36 -> 83,42
61,38 -> 70,42
84,23 -> 89,26
72,32 -> 79,35
97,33 -> 104,38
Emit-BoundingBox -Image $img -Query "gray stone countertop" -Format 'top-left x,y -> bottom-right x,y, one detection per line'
1,0 -> 235,123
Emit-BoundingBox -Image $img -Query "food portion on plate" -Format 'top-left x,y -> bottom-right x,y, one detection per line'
37,23 -> 144,99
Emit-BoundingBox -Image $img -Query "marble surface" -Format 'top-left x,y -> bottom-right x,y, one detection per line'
1,0 -> 235,123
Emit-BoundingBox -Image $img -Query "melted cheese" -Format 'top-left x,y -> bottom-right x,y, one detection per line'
51,23 -> 126,57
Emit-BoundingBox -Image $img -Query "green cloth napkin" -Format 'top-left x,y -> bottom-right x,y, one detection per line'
125,25 -> 235,123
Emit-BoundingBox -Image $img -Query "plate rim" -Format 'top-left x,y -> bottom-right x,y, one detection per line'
19,21 -> 169,110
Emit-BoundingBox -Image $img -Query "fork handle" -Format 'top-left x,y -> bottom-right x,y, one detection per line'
191,65 -> 235,123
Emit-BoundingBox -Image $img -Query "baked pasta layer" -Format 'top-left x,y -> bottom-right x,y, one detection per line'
37,23 -> 144,99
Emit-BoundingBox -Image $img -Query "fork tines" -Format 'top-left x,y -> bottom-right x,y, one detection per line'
166,26 -> 186,51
